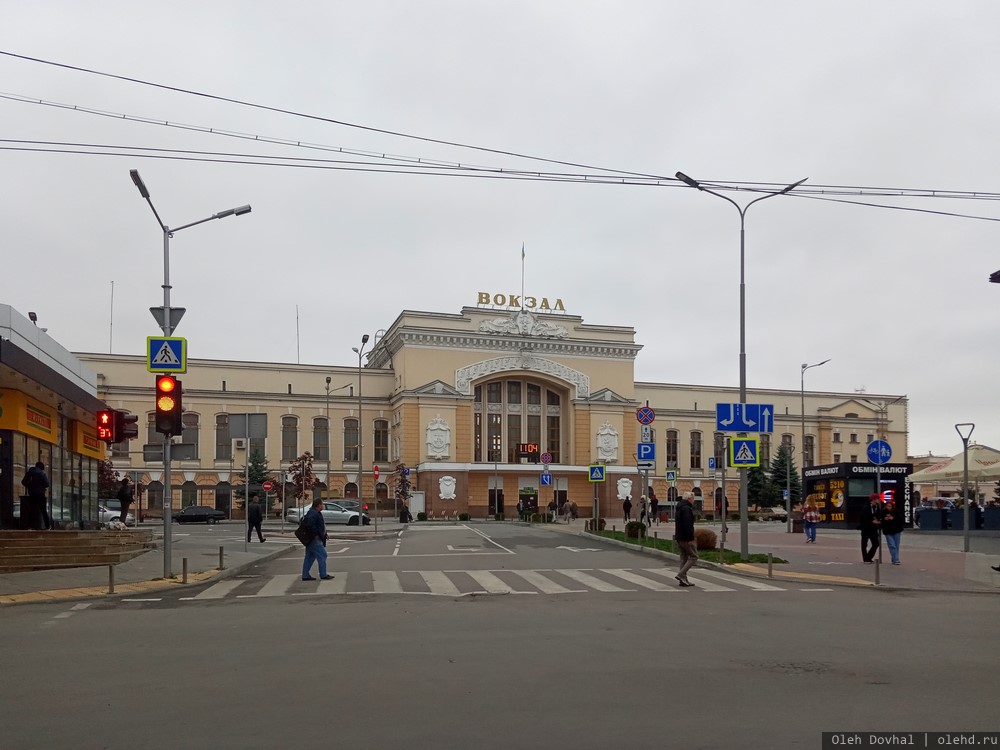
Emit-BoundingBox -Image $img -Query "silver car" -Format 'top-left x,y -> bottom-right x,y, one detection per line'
286,501 -> 370,526
99,503 -> 135,526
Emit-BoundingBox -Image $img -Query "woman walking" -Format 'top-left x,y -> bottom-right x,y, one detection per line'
802,496 -> 821,543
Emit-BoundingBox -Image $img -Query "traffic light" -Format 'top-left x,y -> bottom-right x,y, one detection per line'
154,375 -> 183,435
119,412 -> 140,441
97,409 -> 118,444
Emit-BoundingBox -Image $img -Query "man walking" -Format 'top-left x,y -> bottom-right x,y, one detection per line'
116,477 -> 134,526
21,461 -> 50,530
860,493 -> 883,563
246,493 -> 266,543
301,497 -> 333,581
674,491 -> 698,587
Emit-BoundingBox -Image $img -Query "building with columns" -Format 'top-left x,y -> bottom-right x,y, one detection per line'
79,302 -> 909,519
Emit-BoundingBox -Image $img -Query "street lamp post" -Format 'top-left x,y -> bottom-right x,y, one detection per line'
129,169 -> 250,578
675,172 -> 807,559
352,334 -> 370,526
955,423 -> 975,553
797,359 -> 831,531
324,379 -> 352,500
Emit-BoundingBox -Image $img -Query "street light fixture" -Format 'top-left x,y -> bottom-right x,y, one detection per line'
795,359 -> 831,531
955,422 -> 975,553
675,171 -> 807,559
352,334 -> 370,526
129,169 -> 251,578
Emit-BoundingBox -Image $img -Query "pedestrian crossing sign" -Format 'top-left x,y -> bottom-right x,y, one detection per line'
588,464 -> 606,482
146,336 -> 187,373
729,438 -> 760,467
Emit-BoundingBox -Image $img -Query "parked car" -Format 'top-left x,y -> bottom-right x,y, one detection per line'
286,501 -> 371,526
99,502 -> 135,526
173,505 -> 226,524
761,506 -> 788,522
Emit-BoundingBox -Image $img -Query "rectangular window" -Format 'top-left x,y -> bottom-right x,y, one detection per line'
374,420 -> 389,463
181,413 -> 199,459
527,383 -> 541,405
760,433 -> 771,464
804,435 -> 815,468
866,433 -> 875,444
713,432 -> 725,470
487,382 -> 502,404
833,432 -> 841,443
487,414 -> 502,462
474,412 -> 482,462
507,415 -> 521,463
527,414 -> 541,447
690,431 -> 702,470
782,434 -> 793,448
665,430 -> 678,467
547,391 -> 560,406
507,381 -> 521,405
833,453 -> 841,463
850,433 -> 859,444
850,454 -> 858,463
546,415 -> 560,464
313,417 -> 329,461
215,414 -> 232,460
344,418 -> 359,462
248,438 -> 265,460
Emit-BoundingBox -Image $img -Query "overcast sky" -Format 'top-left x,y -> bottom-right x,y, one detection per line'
3,1 -> 998,457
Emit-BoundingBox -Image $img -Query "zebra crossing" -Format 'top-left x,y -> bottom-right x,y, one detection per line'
173,567 -> 823,602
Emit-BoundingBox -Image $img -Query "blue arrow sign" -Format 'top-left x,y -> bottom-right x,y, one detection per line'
540,472 -> 553,486
867,440 -> 892,465
716,403 -> 774,433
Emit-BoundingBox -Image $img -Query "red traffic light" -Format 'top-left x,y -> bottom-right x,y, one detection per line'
97,409 -> 117,444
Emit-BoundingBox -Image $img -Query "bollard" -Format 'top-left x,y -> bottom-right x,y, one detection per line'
218,546 -> 225,570
767,552 -> 773,579
654,531 -> 658,550
108,564 -> 115,594
183,557 -> 189,584
874,559 -> 880,586
720,539 -> 725,564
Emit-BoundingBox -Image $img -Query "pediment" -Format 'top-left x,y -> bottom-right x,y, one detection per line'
587,388 -> 631,404
818,399 -> 881,418
412,380 -> 463,397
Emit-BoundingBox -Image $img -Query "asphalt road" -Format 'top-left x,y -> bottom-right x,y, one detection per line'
2,524 -> 998,750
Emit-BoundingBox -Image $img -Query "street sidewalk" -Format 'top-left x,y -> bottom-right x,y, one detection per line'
1,517 -> 997,606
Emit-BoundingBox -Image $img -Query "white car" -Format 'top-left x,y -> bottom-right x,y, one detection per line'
99,503 -> 135,526
286,501 -> 370,526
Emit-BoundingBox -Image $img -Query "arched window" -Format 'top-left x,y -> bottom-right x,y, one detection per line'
282,416 -> 298,461
665,430 -> 678,466
760,433 -> 771,464
713,432 -> 725,470
374,419 -> 389,462
804,435 -> 815,468
471,377 -> 566,464
313,417 -> 329,461
344,418 -> 359,462
181,481 -> 198,508
216,414 -> 232,460
215,482 -> 232,515
690,431 -> 702,470
344,481 -> 358,499
181,413 -> 199,458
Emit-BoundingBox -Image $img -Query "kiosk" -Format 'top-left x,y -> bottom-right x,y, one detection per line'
803,462 -> 914,529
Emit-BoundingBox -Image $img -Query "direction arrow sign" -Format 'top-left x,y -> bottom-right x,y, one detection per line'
588,465 -> 606,482
716,403 -> 774,433
867,440 -> 892,465
540,472 -> 553,486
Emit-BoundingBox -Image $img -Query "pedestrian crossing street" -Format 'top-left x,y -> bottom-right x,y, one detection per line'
175,567 -> 830,602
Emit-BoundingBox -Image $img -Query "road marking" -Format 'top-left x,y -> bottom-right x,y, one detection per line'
691,569 -> 785,591
467,525 -> 516,555
184,580 -> 244,600
642,568 -> 733,591
514,569 -> 585,594
604,569 -> 676,591
121,598 -> 163,602
417,571 -> 462,596
447,545 -> 482,551
556,569 -> 633,592
371,571 -> 403,594
242,574 -> 297,598
467,570 -> 519,594
71,603 -> 92,611
799,588 -> 835,592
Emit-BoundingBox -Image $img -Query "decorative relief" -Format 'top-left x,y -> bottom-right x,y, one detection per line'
456,357 -> 590,398
426,415 -> 451,459
596,421 -> 619,462
478,309 -> 568,339
617,477 -> 633,501
439,476 -> 457,500
527,405 -> 542,415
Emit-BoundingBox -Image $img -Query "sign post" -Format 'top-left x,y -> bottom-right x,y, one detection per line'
867,439 -> 892,563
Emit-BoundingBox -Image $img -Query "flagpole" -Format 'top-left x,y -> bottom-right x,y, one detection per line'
520,243 -> 525,308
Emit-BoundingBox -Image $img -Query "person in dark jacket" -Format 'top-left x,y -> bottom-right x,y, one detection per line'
860,493 -> 883,563
21,461 -> 50,530
622,496 -> 633,523
301,498 -> 333,581
674,491 -> 697,587
116,477 -> 134,526
649,490 -> 660,526
246,493 -> 266,543
881,499 -> 904,565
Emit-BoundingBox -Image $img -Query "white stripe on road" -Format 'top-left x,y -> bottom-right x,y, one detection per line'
556,569 -> 633,592
371,571 -> 403,594
642,568 -> 733,591
604,569 -> 677,591
242,574 -> 298,598
691,569 -> 786,591
514,569 -> 585,594
184,580 -> 245,600
467,570 -> 520,594
417,571 -> 463,596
